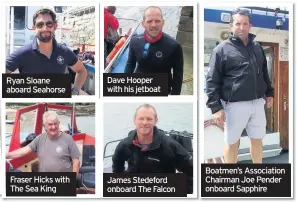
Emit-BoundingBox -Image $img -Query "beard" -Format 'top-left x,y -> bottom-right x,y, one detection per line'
36,31 -> 54,43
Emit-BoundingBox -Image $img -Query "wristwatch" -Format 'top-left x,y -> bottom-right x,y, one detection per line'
72,87 -> 79,95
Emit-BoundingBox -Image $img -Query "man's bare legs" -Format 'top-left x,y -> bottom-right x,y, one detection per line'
250,138 -> 263,163
224,140 -> 240,163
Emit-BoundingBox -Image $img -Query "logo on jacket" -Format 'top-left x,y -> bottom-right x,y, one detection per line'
57,55 -> 64,65
156,51 -> 163,58
56,146 -> 62,153
148,157 -> 160,162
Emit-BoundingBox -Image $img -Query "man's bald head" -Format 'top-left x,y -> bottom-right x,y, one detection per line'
143,6 -> 163,21
142,6 -> 164,39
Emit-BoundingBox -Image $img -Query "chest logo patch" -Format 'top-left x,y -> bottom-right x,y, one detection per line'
57,55 -> 64,65
148,157 -> 160,162
156,51 -> 163,58
56,146 -> 62,153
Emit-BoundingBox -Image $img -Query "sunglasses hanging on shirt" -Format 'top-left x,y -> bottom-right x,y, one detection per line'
142,43 -> 150,58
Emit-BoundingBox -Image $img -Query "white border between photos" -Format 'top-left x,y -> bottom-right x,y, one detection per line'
99,1 -> 198,99
0,2 -> 4,198
102,97 -> 197,199
199,1 -> 294,199
1,98 -> 99,199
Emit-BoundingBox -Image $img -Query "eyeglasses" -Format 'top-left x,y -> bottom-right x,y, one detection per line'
142,43 -> 150,58
35,21 -> 54,29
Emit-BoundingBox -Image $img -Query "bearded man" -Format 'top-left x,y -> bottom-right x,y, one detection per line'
6,8 -> 87,95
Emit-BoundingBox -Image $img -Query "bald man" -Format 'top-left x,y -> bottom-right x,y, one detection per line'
124,6 -> 184,95
112,104 -> 193,193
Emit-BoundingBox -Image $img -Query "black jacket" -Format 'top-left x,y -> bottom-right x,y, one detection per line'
124,33 -> 184,95
112,127 -> 193,193
112,127 -> 192,174
206,33 -> 274,114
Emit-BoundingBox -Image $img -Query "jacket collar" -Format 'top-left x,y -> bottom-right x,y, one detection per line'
228,32 -> 256,45
129,126 -> 163,151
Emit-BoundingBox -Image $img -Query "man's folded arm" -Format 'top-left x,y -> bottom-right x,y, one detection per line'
206,49 -> 224,114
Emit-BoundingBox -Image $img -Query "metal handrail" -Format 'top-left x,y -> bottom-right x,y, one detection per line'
117,17 -> 139,22
103,130 -> 193,159
103,139 -> 123,159
104,22 -> 141,73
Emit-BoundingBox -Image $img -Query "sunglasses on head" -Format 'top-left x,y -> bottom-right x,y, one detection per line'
142,43 -> 150,58
35,21 -> 54,29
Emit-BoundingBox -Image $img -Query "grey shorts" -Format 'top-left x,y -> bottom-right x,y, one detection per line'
223,98 -> 266,145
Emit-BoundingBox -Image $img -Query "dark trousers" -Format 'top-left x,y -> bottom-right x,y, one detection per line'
104,40 -> 115,69
106,41 -> 115,55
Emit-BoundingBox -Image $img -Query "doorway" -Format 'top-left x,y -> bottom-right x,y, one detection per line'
260,42 -> 289,150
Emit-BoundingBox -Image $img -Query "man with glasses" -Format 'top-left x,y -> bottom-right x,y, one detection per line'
206,8 -> 274,163
6,8 -> 87,95
124,6 -> 184,95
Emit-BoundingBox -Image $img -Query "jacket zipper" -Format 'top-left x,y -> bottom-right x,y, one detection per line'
227,82 -> 235,104
253,52 -> 260,74
244,45 -> 258,99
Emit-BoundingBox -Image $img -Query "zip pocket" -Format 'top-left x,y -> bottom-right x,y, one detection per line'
227,82 -> 235,103
253,52 -> 260,74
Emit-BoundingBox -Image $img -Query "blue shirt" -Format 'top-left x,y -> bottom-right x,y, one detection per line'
6,37 -> 78,74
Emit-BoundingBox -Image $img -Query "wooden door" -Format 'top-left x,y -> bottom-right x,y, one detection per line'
279,61 -> 289,149
264,47 -> 274,132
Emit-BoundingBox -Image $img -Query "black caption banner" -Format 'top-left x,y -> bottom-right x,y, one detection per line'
103,73 -> 168,96
6,172 -> 76,197
2,74 -> 72,98
201,164 -> 291,197
103,173 -> 187,197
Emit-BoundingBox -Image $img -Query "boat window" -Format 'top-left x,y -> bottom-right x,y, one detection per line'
12,6 -> 25,30
54,6 -> 63,13
26,6 -> 40,30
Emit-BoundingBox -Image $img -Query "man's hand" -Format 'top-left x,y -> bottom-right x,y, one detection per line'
213,109 -> 225,127
265,97 -> 273,108
72,158 -> 80,176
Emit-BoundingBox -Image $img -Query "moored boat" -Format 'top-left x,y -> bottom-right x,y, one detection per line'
6,103 -> 96,194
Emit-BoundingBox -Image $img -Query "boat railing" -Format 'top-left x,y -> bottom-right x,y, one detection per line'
103,130 -> 193,160
104,22 -> 141,73
103,139 -> 123,159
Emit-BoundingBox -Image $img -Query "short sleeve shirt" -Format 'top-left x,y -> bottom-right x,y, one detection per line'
28,132 -> 81,172
6,37 -> 78,74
